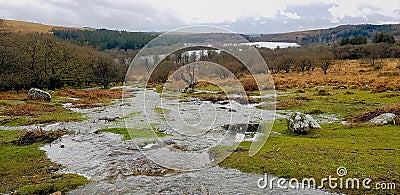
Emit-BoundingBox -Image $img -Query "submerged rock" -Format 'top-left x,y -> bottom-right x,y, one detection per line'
286,112 -> 321,134
369,113 -> 396,125
27,88 -> 51,101
222,123 -> 260,133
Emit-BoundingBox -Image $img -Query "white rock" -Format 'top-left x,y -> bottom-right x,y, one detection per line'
286,112 -> 321,134
27,88 -> 51,101
369,113 -> 396,125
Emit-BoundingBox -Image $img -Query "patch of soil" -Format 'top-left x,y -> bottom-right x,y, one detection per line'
347,104 -> 400,123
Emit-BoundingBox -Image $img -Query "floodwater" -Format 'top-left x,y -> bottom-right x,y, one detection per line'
1,88 -> 329,194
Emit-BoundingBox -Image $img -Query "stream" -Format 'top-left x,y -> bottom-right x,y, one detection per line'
3,88 -> 330,194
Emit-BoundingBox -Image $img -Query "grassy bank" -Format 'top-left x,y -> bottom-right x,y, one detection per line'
218,119 -> 399,194
216,86 -> 399,194
0,130 -> 89,194
0,88 -> 126,126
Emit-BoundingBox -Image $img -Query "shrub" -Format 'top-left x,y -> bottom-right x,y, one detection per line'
239,76 -> 258,92
372,84 -> 387,93
315,89 -> 330,96
344,91 -> 355,95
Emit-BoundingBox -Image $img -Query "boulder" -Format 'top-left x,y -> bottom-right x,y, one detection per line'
369,113 -> 396,125
286,112 -> 321,134
222,123 -> 261,133
27,88 -> 51,101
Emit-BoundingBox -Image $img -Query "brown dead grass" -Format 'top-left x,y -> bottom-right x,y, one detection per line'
55,89 -> 124,108
239,75 -> 259,91
1,103 -> 59,116
347,104 -> 400,123
55,89 -> 122,99
0,90 -> 28,101
4,19 -> 78,34
192,92 -> 228,103
272,59 -> 400,91
194,81 -> 215,88
13,130 -> 68,146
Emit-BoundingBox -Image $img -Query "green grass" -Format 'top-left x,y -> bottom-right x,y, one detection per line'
96,127 -> 170,140
1,112 -> 87,127
114,111 -> 141,123
218,87 -> 400,194
0,100 -> 87,126
277,88 -> 400,119
0,130 -> 89,194
218,86 -> 400,195
0,99 -> 24,105
154,107 -> 170,120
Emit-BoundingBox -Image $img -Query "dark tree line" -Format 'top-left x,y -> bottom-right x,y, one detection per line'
373,33 -> 396,44
0,20 -> 131,91
340,35 -> 367,46
53,29 -> 157,51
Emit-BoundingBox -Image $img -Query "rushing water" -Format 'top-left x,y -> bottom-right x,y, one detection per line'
2,88 -> 329,194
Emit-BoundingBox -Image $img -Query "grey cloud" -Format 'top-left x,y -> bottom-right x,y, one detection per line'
0,0 -> 398,33
212,2 -> 399,34
283,2 -> 335,19
0,0 -> 186,31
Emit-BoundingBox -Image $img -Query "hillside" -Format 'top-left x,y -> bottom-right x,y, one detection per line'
248,24 -> 400,45
3,20 -> 77,34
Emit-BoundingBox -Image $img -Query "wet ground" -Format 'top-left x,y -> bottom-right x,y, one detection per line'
1,88 -> 330,194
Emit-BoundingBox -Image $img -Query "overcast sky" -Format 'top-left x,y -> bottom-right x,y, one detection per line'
0,0 -> 399,33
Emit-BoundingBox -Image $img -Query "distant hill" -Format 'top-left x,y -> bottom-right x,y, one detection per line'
247,24 -> 400,45
3,19 -> 79,34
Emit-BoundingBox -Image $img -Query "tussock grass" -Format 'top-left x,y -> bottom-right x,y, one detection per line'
55,88 -> 126,109
0,90 -> 28,101
347,104 -> 400,123
276,88 -> 400,119
55,88 -> 122,99
273,59 -> 400,91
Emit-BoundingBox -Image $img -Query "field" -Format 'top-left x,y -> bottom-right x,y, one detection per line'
0,58 -> 399,194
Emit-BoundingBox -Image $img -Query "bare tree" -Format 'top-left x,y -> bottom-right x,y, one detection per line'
189,51 -> 197,62
181,65 -> 196,91
319,56 -> 333,74
297,57 -> 313,72
143,58 -> 151,73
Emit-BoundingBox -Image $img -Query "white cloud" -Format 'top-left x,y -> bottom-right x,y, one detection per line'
0,0 -> 398,33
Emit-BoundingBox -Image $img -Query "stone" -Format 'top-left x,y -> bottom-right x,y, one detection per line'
286,112 -> 321,134
50,191 -> 62,195
369,113 -> 396,125
222,123 -> 260,133
27,88 -> 51,101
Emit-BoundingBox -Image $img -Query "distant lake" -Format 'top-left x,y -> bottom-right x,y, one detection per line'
242,41 -> 300,49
